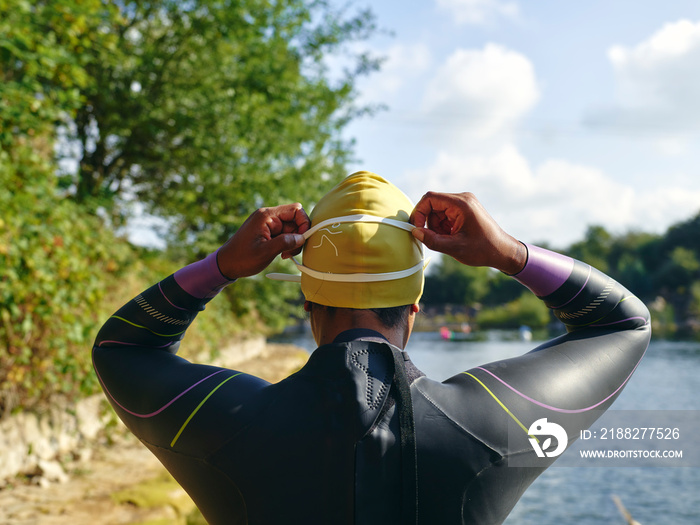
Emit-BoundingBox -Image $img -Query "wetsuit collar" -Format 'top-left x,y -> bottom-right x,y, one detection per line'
332,328 -> 389,345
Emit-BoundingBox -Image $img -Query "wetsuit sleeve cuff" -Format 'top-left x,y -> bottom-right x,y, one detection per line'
173,249 -> 236,299
512,243 -> 575,297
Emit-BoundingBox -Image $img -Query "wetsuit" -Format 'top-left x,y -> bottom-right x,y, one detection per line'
92,244 -> 650,524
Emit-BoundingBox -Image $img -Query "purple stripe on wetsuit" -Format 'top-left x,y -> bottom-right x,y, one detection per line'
550,265 -> 591,310
513,244 -> 575,297
158,282 -> 192,311
93,359 -> 227,418
174,250 -> 234,299
475,338 -> 648,413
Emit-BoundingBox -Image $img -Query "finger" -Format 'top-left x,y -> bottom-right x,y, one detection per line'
411,194 -> 438,227
265,232 -> 305,259
411,192 -> 449,228
410,206 -> 427,228
281,209 -> 310,235
411,228 -> 426,243
413,191 -> 455,215
414,192 -> 464,234
293,206 -> 311,235
428,212 -> 454,235
444,208 -> 466,234
412,227 -> 454,255
274,203 -> 310,233
281,245 -> 303,260
260,206 -> 301,237
280,242 -> 305,259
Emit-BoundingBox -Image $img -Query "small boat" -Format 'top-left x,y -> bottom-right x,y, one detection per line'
440,324 -> 474,342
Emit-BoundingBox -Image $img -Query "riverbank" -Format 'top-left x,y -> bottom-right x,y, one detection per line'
0,343 -> 310,525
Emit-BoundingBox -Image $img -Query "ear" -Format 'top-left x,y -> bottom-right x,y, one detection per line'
303,301 -> 312,313
411,304 -> 420,314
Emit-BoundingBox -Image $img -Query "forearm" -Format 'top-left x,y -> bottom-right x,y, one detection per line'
93,250 -> 234,353
513,244 -> 650,332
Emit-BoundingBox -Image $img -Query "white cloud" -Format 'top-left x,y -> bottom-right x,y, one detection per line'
402,28 -> 700,247
654,137 -> 690,156
609,19 -> 700,107
586,19 -> 700,150
422,44 -> 539,141
609,19 -> 700,70
435,0 -> 519,25
403,145 -> 700,248
634,186 -> 700,234
357,43 -> 431,104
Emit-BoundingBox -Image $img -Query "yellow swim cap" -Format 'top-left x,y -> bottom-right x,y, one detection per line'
267,171 -> 427,308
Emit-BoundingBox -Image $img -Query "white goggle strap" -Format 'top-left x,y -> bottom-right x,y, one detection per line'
287,256 -> 428,283
301,214 -> 416,239
266,214 -> 429,283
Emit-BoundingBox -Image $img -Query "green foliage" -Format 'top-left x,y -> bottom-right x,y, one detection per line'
690,282 -> 700,320
0,153 -> 245,414
222,258 -> 306,334
423,256 -> 493,306
475,292 -> 551,330
0,0 -> 114,146
566,225 -> 613,274
608,231 -> 658,299
629,214 -> 700,338
425,213 -> 700,338
0,0 -> 131,413
655,246 -> 700,292
0,150 -> 130,415
648,297 -> 677,339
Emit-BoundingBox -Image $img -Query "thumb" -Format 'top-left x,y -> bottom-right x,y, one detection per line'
266,233 -> 305,257
412,227 -> 453,256
412,227 -> 441,250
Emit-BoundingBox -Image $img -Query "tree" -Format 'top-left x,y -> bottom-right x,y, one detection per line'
608,231 -> 658,299
566,225 -> 613,274
57,0 -> 381,254
654,246 -> 700,293
423,256 -> 492,307
1,0 -> 112,149
634,213 -> 700,335
476,292 -> 550,330
662,212 -> 700,256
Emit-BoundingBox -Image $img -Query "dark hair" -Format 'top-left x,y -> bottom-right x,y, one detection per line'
307,303 -> 411,329
369,305 -> 411,328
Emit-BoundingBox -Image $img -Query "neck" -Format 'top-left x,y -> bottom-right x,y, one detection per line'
331,328 -> 389,344
310,307 -> 413,349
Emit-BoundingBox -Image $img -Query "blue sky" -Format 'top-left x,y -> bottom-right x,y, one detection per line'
336,0 -> 700,248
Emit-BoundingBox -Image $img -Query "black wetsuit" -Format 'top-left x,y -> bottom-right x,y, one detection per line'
92,244 -> 650,524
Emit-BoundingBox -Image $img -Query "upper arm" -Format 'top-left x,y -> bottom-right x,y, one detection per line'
447,322 -> 649,447
93,345 -> 269,455
91,256 -> 257,456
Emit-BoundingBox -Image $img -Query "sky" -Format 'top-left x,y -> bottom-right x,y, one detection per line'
333,0 -> 700,248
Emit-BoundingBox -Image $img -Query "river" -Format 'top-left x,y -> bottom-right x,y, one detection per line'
271,330 -> 700,524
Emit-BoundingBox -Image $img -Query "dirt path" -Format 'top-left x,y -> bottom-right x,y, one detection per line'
0,344 -> 309,525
